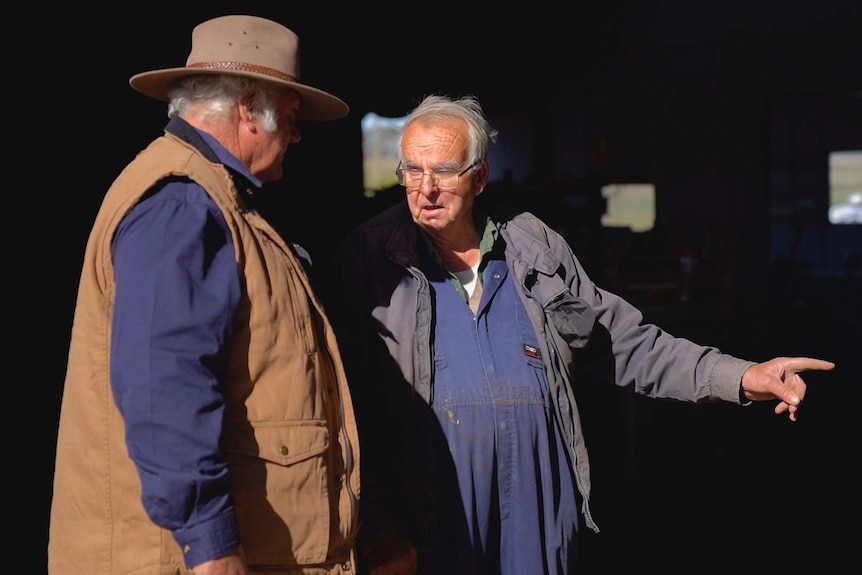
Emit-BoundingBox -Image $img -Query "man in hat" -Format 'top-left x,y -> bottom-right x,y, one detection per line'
49,15 -> 364,575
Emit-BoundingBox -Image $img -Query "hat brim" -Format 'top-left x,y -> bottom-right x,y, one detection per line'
129,68 -> 349,121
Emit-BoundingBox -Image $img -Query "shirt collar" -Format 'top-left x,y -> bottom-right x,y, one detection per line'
164,115 -> 263,192
194,128 -> 263,189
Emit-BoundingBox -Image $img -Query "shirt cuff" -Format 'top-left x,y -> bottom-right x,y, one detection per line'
709,355 -> 756,404
172,508 -> 241,568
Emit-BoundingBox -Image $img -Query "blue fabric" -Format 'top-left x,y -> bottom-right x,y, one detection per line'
420,255 -> 579,575
109,124 -> 249,566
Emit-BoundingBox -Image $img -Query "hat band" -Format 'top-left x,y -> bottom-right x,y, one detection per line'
188,61 -> 299,83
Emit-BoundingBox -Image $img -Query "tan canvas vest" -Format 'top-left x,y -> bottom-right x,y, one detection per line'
49,133 -> 360,575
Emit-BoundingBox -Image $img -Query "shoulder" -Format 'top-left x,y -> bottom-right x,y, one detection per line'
137,178 -> 217,211
119,179 -> 224,242
493,208 -> 580,275
345,201 -> 410,244
495,208 -> 560,245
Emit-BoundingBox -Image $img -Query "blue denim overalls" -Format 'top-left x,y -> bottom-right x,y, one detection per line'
419,254 -> 580,575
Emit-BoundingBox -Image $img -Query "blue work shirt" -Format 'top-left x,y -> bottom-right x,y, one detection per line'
110,121 -> 273,566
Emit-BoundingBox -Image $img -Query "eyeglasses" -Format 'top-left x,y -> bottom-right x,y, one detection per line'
396,161 -> 478,190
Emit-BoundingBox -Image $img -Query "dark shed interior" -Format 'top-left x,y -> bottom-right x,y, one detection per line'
39,2 -> 860,572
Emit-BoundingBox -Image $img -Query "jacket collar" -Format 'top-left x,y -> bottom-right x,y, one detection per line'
164,115 -> 259,207
382,201 -> 562,277
495,212 -> 563,277
165,116 -> 219,162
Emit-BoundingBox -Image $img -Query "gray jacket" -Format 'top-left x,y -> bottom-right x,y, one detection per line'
335,200 -> 753,544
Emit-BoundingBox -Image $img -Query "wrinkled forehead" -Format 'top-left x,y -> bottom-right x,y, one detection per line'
401,118 -> 469,164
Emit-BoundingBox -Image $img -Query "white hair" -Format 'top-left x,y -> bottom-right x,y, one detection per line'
167,75 -> 279,132
400,94 -> 499,169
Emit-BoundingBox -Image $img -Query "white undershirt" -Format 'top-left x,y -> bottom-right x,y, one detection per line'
453,263 -> 481,298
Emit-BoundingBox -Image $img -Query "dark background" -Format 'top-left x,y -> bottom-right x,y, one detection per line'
40,2 -> 860,573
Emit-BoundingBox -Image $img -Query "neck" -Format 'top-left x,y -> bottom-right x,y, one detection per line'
428,228 -> 481,272
183,109 -> 241,159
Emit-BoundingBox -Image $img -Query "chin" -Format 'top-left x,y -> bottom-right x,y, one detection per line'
260,168 -> 284,183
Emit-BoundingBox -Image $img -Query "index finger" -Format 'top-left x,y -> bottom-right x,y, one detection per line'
785,358 -> 836,372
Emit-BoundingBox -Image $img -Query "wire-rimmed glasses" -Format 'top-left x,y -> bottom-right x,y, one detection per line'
396,161 -> 478,190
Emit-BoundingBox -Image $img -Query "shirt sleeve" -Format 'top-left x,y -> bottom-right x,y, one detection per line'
111,180 -> 243,568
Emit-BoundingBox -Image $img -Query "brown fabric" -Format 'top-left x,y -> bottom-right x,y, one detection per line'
468,276 -> 483,315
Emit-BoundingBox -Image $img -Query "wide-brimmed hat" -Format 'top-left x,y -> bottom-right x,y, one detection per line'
129,15 -> 348,121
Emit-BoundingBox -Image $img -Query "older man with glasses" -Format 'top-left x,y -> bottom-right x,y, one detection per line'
330,94 -> 834,575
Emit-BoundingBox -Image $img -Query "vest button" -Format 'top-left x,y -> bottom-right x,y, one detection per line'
279,445 -> 289,456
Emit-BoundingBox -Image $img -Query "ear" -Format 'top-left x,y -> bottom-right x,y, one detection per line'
237,90 -> 258,130
475,162 -> 490,195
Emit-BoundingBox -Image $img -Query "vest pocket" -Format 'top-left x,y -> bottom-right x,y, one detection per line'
225,420 -> 332,566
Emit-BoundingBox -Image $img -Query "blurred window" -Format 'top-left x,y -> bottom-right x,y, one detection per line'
361,112 -> 407,197
601,183 -> 655,232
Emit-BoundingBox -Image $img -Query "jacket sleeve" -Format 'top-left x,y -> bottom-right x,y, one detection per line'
328,233 -> 419,567
548,226 -> 753,404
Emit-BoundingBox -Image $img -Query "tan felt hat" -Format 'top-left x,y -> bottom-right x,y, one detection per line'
129,14 -> 349,121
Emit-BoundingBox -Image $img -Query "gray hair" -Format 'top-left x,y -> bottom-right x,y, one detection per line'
167,75 -> 280,132
400,94 -> 499,169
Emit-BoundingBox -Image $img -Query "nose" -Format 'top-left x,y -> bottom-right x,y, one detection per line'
289,124 -> 301,143
280,115 -> 301,144
417,173 -> 438,194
